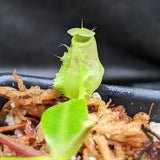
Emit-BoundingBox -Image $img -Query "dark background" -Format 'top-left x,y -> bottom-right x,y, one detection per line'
1,0 -> 160,89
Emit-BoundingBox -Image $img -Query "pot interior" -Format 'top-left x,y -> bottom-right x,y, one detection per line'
0,73 -> 160,122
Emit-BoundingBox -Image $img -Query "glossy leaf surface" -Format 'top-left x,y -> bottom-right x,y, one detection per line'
41,99 -> 92,160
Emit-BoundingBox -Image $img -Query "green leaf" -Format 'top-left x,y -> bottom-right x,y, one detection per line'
54,27 -> 104,101
59,121 -> 93,160
41,99 -> 93,160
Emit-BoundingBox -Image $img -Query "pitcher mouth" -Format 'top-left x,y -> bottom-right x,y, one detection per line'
71,34 -> 93,47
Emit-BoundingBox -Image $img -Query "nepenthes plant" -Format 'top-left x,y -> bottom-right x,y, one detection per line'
0,25 -> 104,160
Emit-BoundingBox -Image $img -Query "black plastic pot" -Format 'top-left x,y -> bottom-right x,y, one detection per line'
0,73 -> 160,122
